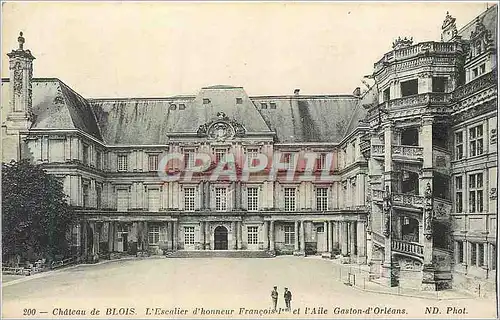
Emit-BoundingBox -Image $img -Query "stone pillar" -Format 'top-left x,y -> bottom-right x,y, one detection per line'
340,222 -> 348,256
237,221 -> 243,250
299,221 -> 306,255
232,221 -> 237,249
263,221 -> 269,250
108,222 -> 114,252
200,221 -> 205,250
332,221 -> 339,251
294,220 -> 299,251
172,221 -> 178,251
205,222 -> 210,250
325,221 -> 329,253
357,221 -> 367,264
269,221 -> 275,251
349,222 -> 356,256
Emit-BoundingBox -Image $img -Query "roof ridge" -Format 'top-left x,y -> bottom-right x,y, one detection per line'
457,4 -> 497,35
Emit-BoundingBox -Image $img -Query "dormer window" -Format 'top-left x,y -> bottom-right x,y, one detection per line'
236,98 -> 243,104
169,104 -> 177,110
203,98 -> 211,104
261,103 -> 268,109
270,102 -> 277,109
179,103 -> 186,110
475,40 -> 482,56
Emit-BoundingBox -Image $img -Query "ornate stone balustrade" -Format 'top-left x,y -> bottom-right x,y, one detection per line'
385,92 -> 451,110
391,239 -> 423,258
372,231 -> 386,247
392,145 -> 424,160
374,41 -> 461,72
452,71 -> 496,102
392,193 -> 425,208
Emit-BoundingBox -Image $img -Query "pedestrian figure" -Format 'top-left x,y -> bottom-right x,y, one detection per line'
271,286 -> 278,310
284,287 -> 292,311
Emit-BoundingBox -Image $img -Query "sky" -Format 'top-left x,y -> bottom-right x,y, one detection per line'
1,2 -> 494,98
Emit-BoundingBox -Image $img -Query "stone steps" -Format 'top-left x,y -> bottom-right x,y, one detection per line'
165,250 -> 275,258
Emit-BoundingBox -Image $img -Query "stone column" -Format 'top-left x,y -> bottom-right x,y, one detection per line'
237,221 -> 243,250
269,221 -> 275,251
300,221 -> 306,254
340,222 -> 348,255
232,221 -> 237,249
332,221 -> 339,251
200,221 -> 205,250
263,221 -> 269,250
294,220 -> 299,251
108,222 -> 115,252
172,221 -> 178,251
205,222 -> 210,250
324,221 -> 329,253
357,221 -> 367,264
349,222 -> 356,256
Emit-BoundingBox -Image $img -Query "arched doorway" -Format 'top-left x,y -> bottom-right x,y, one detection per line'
214,226 -> 228,250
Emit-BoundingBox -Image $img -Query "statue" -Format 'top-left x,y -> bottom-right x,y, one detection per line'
18,32 -> 25,51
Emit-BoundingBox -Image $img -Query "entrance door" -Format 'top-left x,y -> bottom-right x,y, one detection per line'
122,234 -> 128,252
214,226 -> 228,250
316,225 -> 326,252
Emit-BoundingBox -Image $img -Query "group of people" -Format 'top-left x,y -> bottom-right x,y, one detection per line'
271,286 -> 292,311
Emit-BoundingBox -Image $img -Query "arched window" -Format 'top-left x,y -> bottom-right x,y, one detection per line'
475,40 -> 482,56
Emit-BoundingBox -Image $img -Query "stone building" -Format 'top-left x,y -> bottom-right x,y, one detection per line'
1,6 -> 497,293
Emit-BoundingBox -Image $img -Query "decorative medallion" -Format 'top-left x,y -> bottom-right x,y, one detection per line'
197,111 -> 246,141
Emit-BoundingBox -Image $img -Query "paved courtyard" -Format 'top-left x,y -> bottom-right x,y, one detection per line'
2,256 -> 497,319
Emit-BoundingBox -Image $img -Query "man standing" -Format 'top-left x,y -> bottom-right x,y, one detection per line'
284,287 -> 292,311
271,286 -> 278,310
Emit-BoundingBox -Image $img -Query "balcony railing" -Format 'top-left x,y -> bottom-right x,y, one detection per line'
391,239 -> 423,258
372,231 -> 386,247
392,192 -> 425,208
452,71 -> 496,101
392,145 -> 424,161
374,41 -> 462,72
379,92 -> 451,110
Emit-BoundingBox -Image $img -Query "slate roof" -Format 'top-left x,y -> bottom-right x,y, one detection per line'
1,78 -> 103,140
458,4 -> 497,46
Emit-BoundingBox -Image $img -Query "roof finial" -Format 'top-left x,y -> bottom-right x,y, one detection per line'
18,31 -> 25,50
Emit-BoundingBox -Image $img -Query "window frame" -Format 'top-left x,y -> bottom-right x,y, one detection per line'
455,131 -> 464,160
247,187 -> 259,211
284,187 -> 297,211
148,224 -> 160,245
184,226 -> 195,245
247,226 -> 258,245
284,225 -> 295,245
184,186 -> 196,211
316,187 -> 329,211
469,124 -> 484,157
148,154 -> 159,172
117,154 -> 128,172
468,172 -> 484,213
215,187 -> 227,211
455,176 -> 463,213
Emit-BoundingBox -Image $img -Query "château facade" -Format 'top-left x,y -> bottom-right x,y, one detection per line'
1,7 -> 497,294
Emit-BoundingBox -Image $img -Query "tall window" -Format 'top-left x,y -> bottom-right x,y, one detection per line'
83,183 -> 90,208
247,226 -> 258,245
148,189 -> 160,212
148,224 -> 160,244
432,77 -> 447,93
383,87 -> 390,102
215,148 -> 228,164
184,148 -> 195,169
96,151 -> 102,169
184,226 -> 195,245
492,245 -> 497,270
184,187 -> 196,211
247,187 -> 259,211
316,187 -> 328,211
283,153 -> 295,170
284,225 -> 295,245
117,155 -> 128,172
116,224 -> 128,241
457,241 -> 464,263
469,173 -> 483,212
96,183 -> 102,209
470,243 -> 477,266
469,125 -> 484,157
284,188 -> 296,211
455,176 -> 463,213
117,189 -> 129,211
316,153 -> 327,170
83,144 -> 90,165
401,79 -> 418,97
148,154 -> 158,172
246,148 -> 259,167
71,225 -> 81,247
215,187 -> 227,211
478,243 -> 485,267
455,131 -> 464,160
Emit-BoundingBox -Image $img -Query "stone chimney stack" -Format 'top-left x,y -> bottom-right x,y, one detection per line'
6,31 -> 35,130
352,87 -> 361,97
294,88 -> 300,95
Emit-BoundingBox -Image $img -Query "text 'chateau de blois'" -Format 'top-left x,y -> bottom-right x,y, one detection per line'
2,6 -> 497,295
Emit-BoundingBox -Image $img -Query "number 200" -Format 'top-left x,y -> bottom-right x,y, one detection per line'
23,309 -> 36,316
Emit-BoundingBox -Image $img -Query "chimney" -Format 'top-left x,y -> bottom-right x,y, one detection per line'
294,88 -> 300,95
352,87 -> 361,97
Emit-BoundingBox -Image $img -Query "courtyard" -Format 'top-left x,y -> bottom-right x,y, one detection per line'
2,256 -> 497,319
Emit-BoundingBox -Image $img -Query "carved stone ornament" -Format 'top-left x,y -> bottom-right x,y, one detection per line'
491,129 -> 497,145
197,111 -> 246,141
490,188 -> 497,200
392,36 -> 413,50
13,61 -> 23,95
